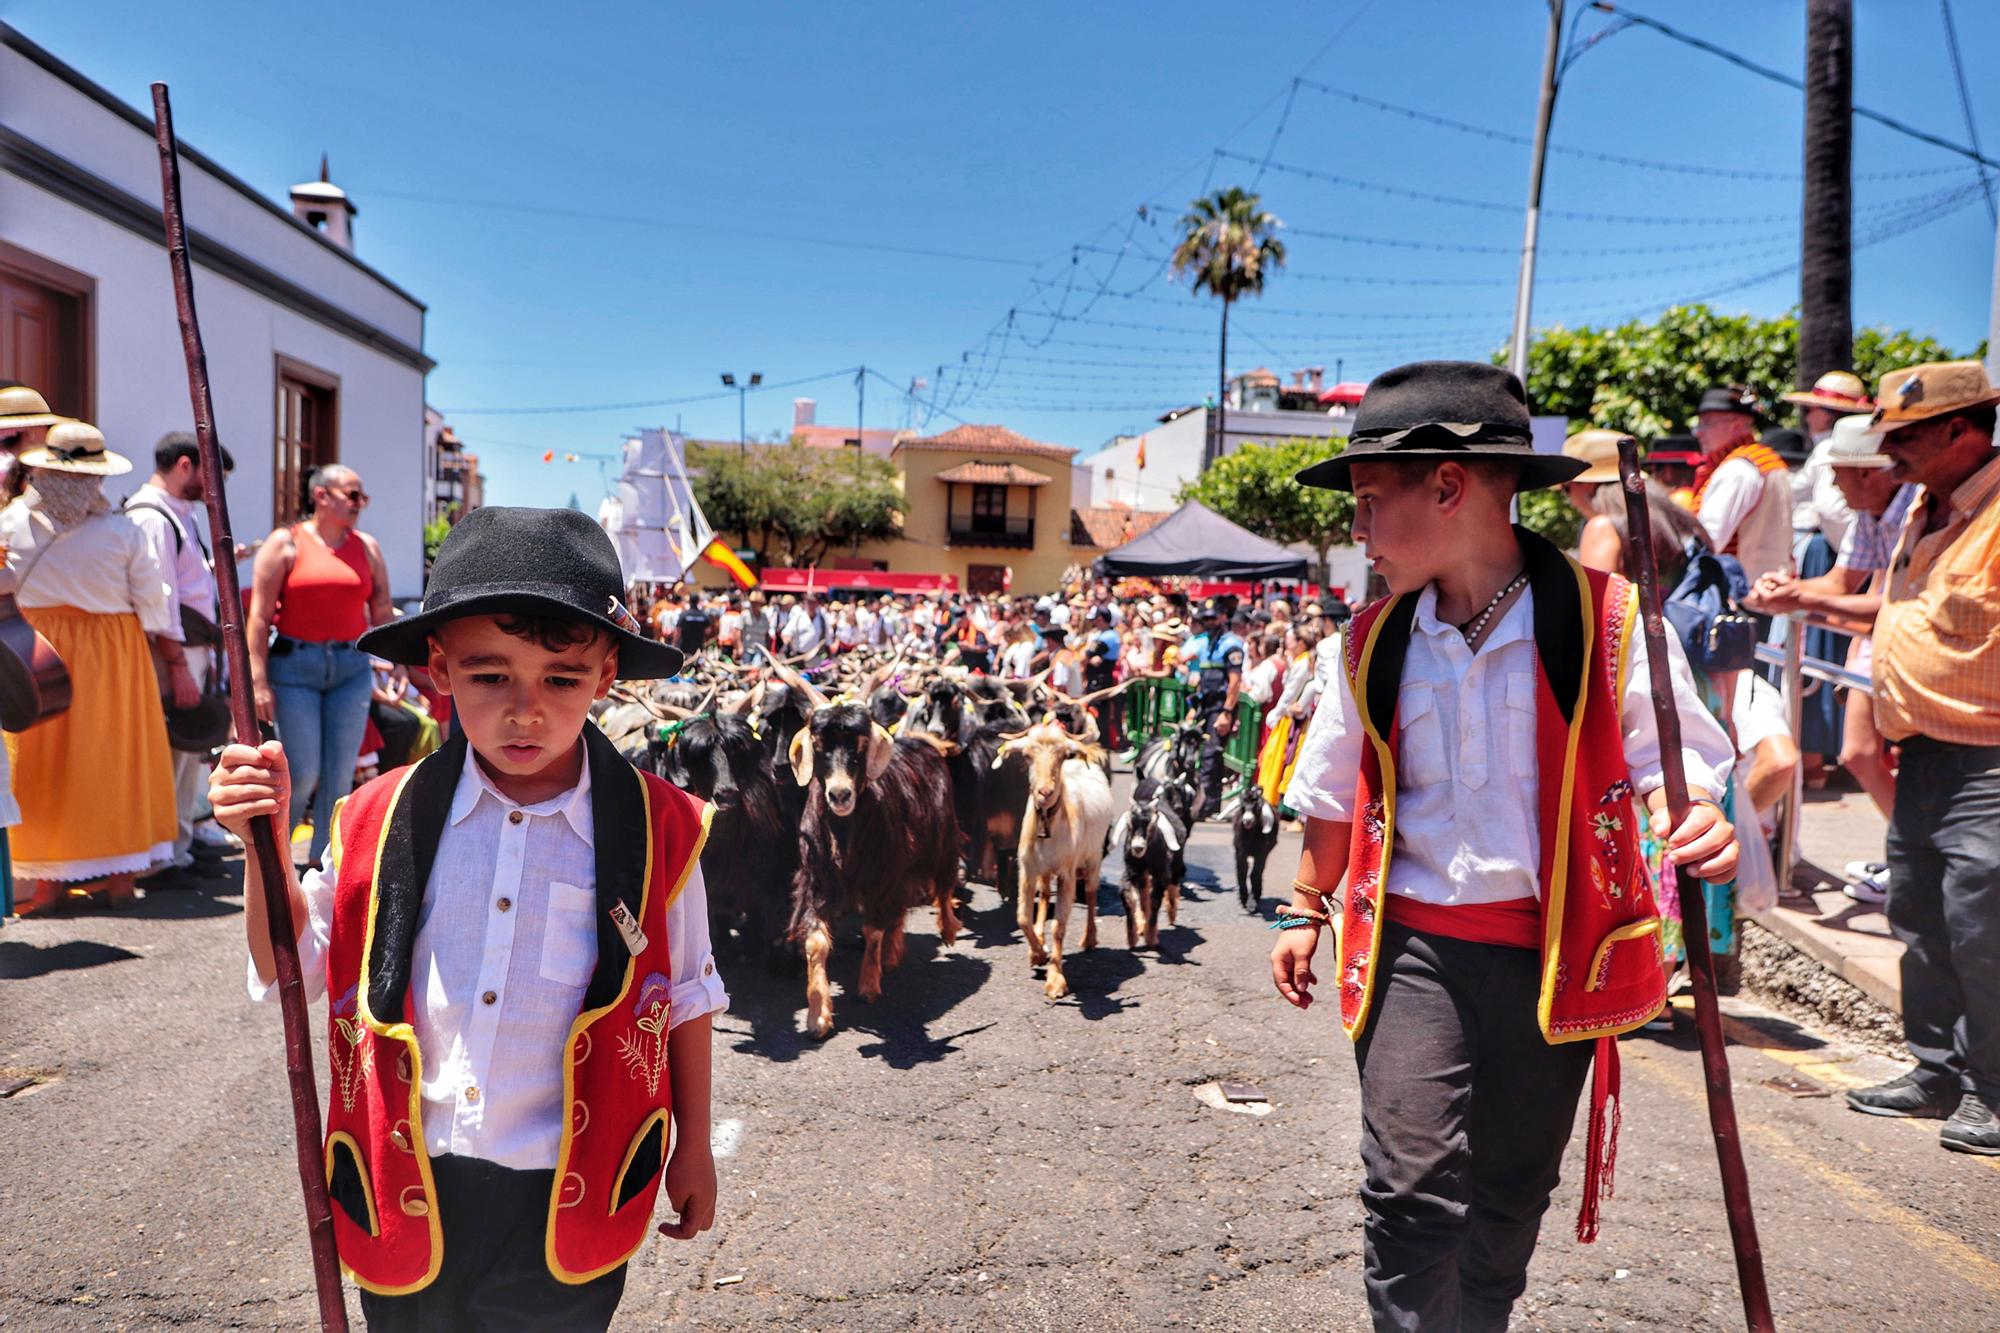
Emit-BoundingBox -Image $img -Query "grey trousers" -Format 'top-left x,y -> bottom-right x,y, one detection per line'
1886,737 -> 2000,1107
1354,924 -> 1594,1333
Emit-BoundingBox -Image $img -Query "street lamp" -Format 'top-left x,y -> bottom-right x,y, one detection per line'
720,371 -> 763,457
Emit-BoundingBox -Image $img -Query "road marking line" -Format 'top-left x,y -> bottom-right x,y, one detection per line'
1641,1051 -> 2000,1294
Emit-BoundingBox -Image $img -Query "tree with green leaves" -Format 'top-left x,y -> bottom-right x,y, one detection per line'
688,441 -> 905,568
1171,187 -> 1286,472
1507,303 -> 1971,437
1175,437 -> 1351,580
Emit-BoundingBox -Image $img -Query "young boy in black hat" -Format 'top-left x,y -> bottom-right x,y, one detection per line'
1270,361 -> 1741,1331
213,506 -> 722,1332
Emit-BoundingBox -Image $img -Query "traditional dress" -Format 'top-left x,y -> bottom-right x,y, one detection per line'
2,492 -> 177,883
1287,534 -> 1735,1330
250,728 -> 724,1326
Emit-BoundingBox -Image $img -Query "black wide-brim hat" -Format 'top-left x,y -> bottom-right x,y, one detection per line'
1295,360 -> 1586,493
357,506 -> 684,679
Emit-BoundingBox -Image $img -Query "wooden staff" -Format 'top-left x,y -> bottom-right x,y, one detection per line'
1616,436 -> 1774,1332
150,83 -> 349,1333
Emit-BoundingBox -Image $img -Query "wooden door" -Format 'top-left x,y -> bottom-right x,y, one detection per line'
0,245 -> 91,418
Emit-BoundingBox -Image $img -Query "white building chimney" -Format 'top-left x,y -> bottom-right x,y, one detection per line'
793,398 -> 817,428
290,153 -> 356,251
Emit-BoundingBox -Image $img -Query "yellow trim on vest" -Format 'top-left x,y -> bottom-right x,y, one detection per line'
610,1108 -> 673,1215
1584,918 -> 1663,992
325,1131 -> 380,1238
1614,581 -> 1639,706
544,774 -> 714,1285
1343,599 -> 1403,1042
349,761 -> 446,1298
1536,556 -> 1598,1045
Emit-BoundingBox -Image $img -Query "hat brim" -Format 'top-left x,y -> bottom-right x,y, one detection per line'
1780,391 -> 1873,413
0,413 -> 61,430
1873,389 -> 2000,433
1296,440 -> 1587,493
356,592 -> 685,679
14,447 -> 132,476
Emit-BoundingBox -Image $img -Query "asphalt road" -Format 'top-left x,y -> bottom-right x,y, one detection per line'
5,773 -> 2000,1331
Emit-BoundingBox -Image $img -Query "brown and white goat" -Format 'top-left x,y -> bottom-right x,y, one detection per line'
997,720 -> 1115,1000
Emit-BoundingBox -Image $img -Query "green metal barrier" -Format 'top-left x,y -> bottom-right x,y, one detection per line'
1124,677 -> 1190,746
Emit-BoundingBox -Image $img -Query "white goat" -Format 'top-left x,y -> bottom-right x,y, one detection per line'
1000,720 -> 1115,1000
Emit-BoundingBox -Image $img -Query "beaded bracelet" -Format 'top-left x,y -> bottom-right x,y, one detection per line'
1274,903 -> 1330,926
1271,915 -> 1324,932
1291,879 -> 1330,902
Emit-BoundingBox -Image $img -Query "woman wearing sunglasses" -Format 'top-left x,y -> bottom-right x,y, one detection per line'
246,464 -> 392,867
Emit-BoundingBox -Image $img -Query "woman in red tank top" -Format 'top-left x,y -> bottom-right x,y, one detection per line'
247,465 -> 392,865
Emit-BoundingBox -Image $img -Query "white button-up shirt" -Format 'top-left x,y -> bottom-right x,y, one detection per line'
125,482 -> 219,633
251,744 -> 727,1169
1285,584 -> 1734,906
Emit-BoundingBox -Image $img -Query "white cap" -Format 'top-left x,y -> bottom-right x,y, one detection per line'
1827,413 -> 1892,469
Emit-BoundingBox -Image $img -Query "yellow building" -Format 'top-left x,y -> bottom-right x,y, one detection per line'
848,424 -> 1083,594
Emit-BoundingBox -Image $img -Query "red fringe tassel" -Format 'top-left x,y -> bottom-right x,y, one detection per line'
1576,1034 -> 1622,1243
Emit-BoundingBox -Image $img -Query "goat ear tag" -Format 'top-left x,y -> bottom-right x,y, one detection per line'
609,901 -> 649,956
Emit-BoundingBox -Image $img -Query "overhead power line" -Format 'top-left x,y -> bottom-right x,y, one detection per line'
1292,77 -> 1977,183
439,367 -> 861,417
1587,2 -> 2000,172
1938,0 -> 1997,223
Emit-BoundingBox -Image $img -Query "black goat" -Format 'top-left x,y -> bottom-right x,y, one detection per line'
647,714 -> 798,966
789,703 -> 961,1039
1134,773 -> 1196,837
1113,793 -> 1186,949
1232,784 -> 1281,913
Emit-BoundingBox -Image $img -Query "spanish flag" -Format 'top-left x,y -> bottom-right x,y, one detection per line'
702,538 -> 757,590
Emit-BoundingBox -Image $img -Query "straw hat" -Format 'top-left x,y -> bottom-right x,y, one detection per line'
1825,414 -> 1892,469
1561,428 -> 1627,485
0,384 -> 59,429
15,420 -> 131,476
1781,370 -> 1873,415
1869,361 -> 2000,432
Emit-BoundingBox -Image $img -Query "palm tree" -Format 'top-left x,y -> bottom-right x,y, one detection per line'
1171,187 -> 1286,472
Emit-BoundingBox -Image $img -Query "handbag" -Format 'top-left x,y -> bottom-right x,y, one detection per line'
1662,543 -> 1759,675
164,653 -> 233,753
0,519 -> 74,732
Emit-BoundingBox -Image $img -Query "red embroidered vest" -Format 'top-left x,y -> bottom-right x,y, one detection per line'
1335,540 -> 1668,1045
319,726 -> 709,1295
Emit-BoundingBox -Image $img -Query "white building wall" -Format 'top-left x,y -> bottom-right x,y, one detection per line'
0,30 -> 429,595
1080,406 -> 1353,514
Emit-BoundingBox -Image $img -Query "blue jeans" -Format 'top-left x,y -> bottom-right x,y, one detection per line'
269,640 -> 375,864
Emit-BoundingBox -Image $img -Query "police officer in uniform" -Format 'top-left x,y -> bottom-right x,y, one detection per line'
1184,601 -> 1246,820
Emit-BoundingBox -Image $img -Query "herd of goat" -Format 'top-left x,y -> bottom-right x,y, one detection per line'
593,646 -> 1285,1038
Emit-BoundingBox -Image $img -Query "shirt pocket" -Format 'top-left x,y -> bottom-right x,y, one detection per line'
1504,671 -> 1539,778
1394,684 -> 1449,789
1929,569 -> 1997,644
538,881 -> 600,988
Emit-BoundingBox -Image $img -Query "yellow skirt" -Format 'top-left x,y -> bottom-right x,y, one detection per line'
6,606 -> 178,881
1257,714 -> 1301,807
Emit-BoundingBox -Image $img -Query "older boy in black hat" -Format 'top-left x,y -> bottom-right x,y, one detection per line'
1271,361 -> 1739,1331
212,507 -> 722,1332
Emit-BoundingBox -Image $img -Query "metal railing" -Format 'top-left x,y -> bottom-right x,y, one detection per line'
1754,611 -> 1871,882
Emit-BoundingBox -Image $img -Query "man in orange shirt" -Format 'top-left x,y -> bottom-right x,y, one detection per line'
1842,361 -> 2000,1157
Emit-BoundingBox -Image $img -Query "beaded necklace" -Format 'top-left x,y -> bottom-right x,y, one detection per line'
1457,570 -> 1528,647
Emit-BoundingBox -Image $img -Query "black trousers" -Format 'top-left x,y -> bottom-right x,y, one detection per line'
358,1155 -> 628,1333
1886,737 -> 2000,1108
1354,925 -> 1594,1333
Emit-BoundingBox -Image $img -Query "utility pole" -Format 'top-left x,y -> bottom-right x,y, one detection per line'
855,365 -> 866,473
1508,0 -> 1565,385
1799,0 -> 1853,386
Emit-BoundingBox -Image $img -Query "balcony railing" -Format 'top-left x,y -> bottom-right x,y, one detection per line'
948,516 -> 1035,548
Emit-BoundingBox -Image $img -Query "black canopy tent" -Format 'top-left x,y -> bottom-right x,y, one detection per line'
1092,501 -> 1309,580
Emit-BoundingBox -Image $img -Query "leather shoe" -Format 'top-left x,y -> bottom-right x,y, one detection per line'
1941,1094 -> 2000,1155
1846,1073 -> 1956,1119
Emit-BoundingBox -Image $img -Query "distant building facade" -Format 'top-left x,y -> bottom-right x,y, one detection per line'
789,396 -> 898,456
1080,366 -> 1355,511
0,24 -> 432,594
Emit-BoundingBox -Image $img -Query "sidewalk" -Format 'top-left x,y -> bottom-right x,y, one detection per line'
1753,785 -> 1901,1013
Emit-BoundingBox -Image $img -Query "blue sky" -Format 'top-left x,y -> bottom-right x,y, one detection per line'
15,0 -> 2000,507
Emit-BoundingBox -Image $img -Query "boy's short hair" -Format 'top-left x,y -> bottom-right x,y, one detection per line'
154,430 -> 236,475
492,613 -> 606,656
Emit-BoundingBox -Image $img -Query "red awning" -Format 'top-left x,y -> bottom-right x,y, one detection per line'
760,568 -> 960,594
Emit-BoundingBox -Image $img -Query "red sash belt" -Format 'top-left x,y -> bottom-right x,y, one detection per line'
1383,893 -> 1541,950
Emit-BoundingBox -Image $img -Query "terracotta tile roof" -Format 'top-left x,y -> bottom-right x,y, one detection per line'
896,424 -> 1077,460
933,461 -> 1054,486
1070,504 -> 1172,550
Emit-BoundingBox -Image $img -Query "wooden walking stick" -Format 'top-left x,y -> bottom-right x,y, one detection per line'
150,83 -> 350,1333
1616,436 -> 1775,1332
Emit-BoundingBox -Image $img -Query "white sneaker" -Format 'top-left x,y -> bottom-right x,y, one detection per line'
193,821 -> 243,852
1843,861 -> 1890,905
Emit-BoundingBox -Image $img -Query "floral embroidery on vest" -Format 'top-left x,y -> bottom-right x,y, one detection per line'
619,971 -> 672,1098
329,982 -> 368,1114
